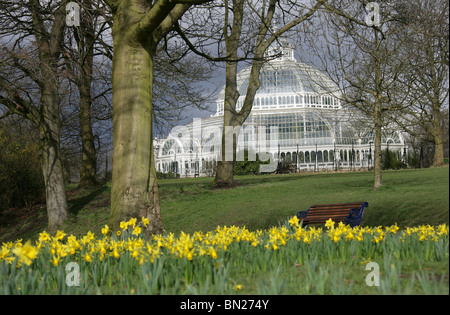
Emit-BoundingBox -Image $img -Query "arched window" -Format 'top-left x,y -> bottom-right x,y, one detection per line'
317,151 -> 322,163
286,152 -> 291,162
299,151 -> 305,163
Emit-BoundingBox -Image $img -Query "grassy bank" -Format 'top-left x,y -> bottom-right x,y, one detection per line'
1,217 -> 448,295
160,167 -> 449,235
1,167 -> 448,295
1,167 -> 448,243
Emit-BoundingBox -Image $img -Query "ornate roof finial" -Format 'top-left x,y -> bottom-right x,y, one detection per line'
265,36 -> 295,61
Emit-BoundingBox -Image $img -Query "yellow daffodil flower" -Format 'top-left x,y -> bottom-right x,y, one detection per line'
120,221 -> 128,230
142,217 -> 150,227
12,240 -> 38,266
101,225 -> 110,235
325,218 -> 335,229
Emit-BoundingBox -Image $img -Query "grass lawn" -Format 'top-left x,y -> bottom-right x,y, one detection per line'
0,167 -> 448,243
160,167 -> 449,235
0,167 -> 448,295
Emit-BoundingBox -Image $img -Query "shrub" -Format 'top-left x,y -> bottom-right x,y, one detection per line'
233,150 -> 269,175
276,160 -> 296,174
382,148 -> 407,170
0,125 -> 45,211
156,171 -> 180,179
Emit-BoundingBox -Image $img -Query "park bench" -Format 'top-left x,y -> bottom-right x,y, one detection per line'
296,202 -> 368,228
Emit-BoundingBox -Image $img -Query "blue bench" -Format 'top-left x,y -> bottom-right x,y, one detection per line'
296,202 -> 368,228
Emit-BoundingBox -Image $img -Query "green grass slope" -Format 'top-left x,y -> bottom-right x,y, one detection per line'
0,167 -> 448,243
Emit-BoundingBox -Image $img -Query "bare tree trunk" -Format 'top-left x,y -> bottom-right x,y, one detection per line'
372,28 -> 383,191
78,68 -> 98,188
40,90 -> 69,231
373,105 -> 383,191
105,0 -> 235,232
34,0 -> 70,230
109,34 -> 164,234
214,117 -> 241,187
430,59 -> 445,167
77,0 -> 98,188
214,55 -> 242,187
431,105 -> 445,167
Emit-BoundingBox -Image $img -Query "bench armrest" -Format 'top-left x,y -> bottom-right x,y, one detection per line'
345,202 -> 368,227
296,210 -> 309,219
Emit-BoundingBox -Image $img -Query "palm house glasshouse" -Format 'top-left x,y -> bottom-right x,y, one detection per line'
154,40 -> 406,177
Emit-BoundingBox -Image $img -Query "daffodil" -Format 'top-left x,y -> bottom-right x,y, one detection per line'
83,253 -> 92,262
437,224 -> 448,236
345,231 -> 354,241
12,240 -> 38,266
289,216 -> 300,227
142,216 -> 150,227
132,226 -> 142,236
51,256 -> 60,266
101,225 -> 110,235
208,247 -> 218,259
86,231 -> 95,241
113,248 -> 120,258
120,221 -> 128,230
38,231 -> 51,243
128,218 -> 137,228
325,218 -> 335,229
55,230 -> 66,241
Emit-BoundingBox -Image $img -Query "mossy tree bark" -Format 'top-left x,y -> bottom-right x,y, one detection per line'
76,1 -> 98,188
33,1 -> 70,230
39,90 -> 69,230
107,0 -> 208,235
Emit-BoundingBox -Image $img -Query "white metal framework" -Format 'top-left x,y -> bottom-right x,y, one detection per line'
155,41 -> 406,177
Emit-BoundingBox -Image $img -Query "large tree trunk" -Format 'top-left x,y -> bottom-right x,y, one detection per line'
214,114 -> 242,187
78,70 -> 98,188
107,0 -> 207,234
430,80 -> 445,167
109,33 -> 164,235
77,2 -> 98,188
373,98 -> 383,191
431,111 -> 444,167
40,91 -> 69,231
213,57 -> 242,187
372,28 -> 383,191
373,118 -> 383,191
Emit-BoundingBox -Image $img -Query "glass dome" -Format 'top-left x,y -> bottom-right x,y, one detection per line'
215,41 -> 340,115
155,40 -> 407,176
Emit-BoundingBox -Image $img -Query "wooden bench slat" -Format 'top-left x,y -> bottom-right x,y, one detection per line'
311,201 -> 364,208
307,208 -> 354,213
296,201 -> 368,227
306,210 -> 350,215
301,214 -> 349,218
300,218 -> 347,223
310,203 -> 365,209
310,208 -> 353,212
